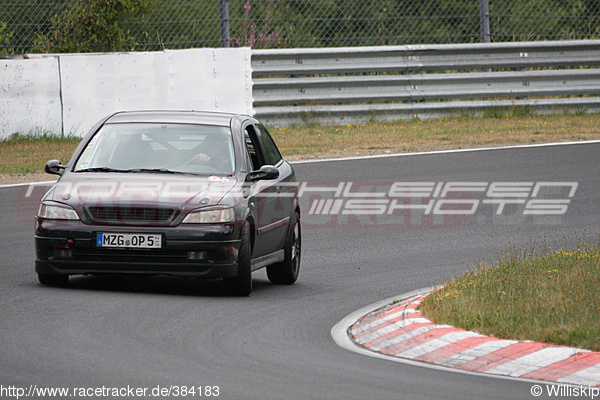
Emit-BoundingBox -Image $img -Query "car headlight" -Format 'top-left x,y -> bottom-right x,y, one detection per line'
38,203 -> 80,220
182,208 -> 235,224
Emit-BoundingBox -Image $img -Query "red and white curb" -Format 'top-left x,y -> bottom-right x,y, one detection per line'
332,288 -> 600,387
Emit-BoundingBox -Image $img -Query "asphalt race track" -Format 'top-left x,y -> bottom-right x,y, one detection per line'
1,142 -> 599,400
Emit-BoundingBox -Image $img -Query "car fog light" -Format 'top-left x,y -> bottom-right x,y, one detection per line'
187,251 -> 208,261
54,248 -> 73,259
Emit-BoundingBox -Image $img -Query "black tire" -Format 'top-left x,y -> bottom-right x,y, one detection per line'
38,273 -> 69,286
223,221 -> 252,296
267,211 -> 301,285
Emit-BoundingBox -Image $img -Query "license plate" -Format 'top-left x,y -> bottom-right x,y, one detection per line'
96,233 -> 162,249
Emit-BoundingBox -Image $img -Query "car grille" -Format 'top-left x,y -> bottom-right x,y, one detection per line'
87,207 -> 175,224
72,248 -> 189,264
70,248 -> 231,265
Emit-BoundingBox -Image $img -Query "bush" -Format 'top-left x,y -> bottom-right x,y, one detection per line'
0,21 -> 15,54
35,0 -> 156,53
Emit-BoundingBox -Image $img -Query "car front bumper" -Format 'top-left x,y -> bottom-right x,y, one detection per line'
35,219 -> 243,279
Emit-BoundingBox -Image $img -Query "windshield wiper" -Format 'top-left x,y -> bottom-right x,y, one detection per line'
127,168 -> 183,174
75,167 -> 132,173
76,167 -> 196,175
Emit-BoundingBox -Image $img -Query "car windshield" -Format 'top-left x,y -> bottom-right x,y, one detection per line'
73,123 -> 235,175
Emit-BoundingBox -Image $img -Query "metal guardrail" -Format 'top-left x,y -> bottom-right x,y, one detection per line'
251,40 -> 600,126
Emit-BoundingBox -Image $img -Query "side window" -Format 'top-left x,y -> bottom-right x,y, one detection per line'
256,125 -> 282,166
244,125 -> 263,170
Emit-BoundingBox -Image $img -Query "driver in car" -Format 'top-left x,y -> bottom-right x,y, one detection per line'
187,134 -> 232,173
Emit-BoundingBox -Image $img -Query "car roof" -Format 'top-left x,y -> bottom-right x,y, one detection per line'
104,110 -> 242,127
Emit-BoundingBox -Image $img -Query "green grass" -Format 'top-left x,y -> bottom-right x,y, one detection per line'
2,111 -> 600,175
419,236 -> 600,351
0,132 -> 80,175
271,112 -> 600,160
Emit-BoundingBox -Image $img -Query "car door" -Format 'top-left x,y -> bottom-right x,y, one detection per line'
254,123 -> 296,238
243,123 -> 289,258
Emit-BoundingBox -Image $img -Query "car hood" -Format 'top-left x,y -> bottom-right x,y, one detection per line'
44,173 -> 239,210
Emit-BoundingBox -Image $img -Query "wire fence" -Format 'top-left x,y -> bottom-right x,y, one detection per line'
1,0 -> 600,53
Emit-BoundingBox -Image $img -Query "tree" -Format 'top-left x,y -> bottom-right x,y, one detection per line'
35,0 -> 156,53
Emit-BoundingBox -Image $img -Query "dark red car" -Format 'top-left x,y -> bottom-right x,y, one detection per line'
35,111 -> 301,296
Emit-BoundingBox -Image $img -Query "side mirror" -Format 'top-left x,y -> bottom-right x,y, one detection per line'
45,159 -> 66,176
247,165 -> 279,182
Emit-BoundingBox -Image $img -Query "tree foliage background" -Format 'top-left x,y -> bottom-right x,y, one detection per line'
34,0 -> 156,53
1,0 -> 600,54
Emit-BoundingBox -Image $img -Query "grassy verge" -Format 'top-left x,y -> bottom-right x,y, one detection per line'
271,111 -> 600,160
2,111 -> 600,179
0,133 -> 80,175
419,237 -> 600,351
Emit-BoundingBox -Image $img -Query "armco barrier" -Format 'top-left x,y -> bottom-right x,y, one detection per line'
3,41 -> 600,137
251,40 -> 600,126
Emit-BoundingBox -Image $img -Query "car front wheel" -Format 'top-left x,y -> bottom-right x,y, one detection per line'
267,211 -> 301,285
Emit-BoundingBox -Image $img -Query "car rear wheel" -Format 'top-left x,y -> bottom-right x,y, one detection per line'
38,273 -> 69,286
267,211 -> 301,285
223,220 -> 252,296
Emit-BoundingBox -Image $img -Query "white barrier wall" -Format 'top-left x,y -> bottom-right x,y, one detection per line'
0,58 -> 62,137
0,48 -> 253,139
